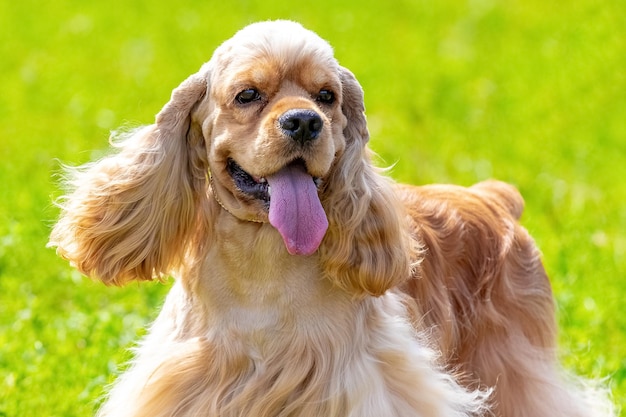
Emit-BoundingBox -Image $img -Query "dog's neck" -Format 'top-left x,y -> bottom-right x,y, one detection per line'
184,207 -> 346,332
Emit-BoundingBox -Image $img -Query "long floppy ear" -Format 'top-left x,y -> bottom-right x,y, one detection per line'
49,69 -> 210,285
319,67 -> 420,297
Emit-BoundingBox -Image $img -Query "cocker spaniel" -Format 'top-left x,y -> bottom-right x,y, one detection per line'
49,20 -> 613,417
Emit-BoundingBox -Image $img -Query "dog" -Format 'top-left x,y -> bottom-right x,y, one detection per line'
49,20 -> 614,417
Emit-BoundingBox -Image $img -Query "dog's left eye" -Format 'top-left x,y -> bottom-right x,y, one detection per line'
317,89 -> 335,105
235,88 -> 262,105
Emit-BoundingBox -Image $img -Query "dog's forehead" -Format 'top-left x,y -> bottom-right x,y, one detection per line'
211,21 -> 338,79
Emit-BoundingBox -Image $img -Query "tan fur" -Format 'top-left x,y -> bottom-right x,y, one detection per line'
397,182 -> 613,417
49,20 -> 613,417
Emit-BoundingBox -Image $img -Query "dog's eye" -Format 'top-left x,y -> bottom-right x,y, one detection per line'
317,89 -> 335,105
235,88 -> 262,105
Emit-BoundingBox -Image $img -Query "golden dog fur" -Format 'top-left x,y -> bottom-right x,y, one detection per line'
49,20 -> 613,417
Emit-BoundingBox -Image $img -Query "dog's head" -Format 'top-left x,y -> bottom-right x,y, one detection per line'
50,21 -> 417,296
192,21 -> 347,255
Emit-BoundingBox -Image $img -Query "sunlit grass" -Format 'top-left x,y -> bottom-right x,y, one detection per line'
1,0 -> 624,415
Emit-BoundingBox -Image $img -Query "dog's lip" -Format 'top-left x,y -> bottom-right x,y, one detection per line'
226,158 -> 322,204
226,159 -> 271,203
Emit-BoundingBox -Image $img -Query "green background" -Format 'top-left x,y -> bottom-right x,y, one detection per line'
1,0 -> 624,415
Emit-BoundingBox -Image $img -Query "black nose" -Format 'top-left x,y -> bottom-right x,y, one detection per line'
278,109 -> 323,144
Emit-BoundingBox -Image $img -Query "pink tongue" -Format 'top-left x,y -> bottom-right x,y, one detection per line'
267,163 -> 328,255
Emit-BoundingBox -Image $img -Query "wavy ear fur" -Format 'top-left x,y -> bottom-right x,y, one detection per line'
49,70 -> 210,285
319,67 -> 420,297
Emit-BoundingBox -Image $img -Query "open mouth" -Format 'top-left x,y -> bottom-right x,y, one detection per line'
226,158 -> 322,204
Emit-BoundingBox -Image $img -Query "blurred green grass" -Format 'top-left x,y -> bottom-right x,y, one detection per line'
1,0 -> 624,415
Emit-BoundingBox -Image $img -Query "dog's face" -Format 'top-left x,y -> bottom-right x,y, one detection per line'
193,21 -> 348,255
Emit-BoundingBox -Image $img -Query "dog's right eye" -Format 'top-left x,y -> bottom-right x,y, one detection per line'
235,88 -> 262,105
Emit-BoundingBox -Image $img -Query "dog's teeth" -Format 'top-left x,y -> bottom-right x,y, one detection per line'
268,185 -> 271,196
259,177 -> 267,183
